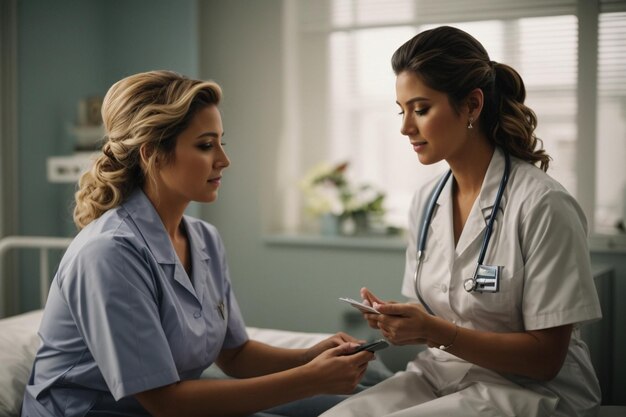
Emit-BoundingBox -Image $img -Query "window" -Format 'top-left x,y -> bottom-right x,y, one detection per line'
284,0 -> 626,235
596,11 -> 626,233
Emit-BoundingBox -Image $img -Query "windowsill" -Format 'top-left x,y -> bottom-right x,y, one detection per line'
263,233 -> 407,251
264,232 -> 626,254
589,233 -> 626,253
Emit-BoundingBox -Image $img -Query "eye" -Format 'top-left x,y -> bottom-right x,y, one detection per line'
197,141 -> 226,151
197,143 -> 214,150
415,108 -> 429,116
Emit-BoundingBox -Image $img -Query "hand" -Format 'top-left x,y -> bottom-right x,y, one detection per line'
306,343 -> 374,395
359,287 -> 390,329
303,332 -> 365,363
371,303 -> 432,346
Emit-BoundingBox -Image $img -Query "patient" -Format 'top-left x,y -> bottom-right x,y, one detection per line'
21,70 -> 374,417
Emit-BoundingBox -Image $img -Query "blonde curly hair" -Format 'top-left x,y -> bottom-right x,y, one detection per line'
73,70 -> 222,229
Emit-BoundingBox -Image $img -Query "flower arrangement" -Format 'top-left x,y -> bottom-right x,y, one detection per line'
299,161 -> 385,222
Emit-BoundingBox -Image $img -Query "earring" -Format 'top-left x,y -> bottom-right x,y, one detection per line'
467,117 -> 474,129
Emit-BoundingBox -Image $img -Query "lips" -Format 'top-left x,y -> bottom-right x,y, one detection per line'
208,176 -> 222,184
411,141 -> 427,152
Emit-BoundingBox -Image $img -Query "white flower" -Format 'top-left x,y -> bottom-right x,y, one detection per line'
299,161 -> 385,218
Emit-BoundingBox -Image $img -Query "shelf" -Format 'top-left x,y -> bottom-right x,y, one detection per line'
47,153 -> 96,183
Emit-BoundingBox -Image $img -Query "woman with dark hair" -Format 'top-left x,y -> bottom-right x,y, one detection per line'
21,70 -> 374,417
321,26 -> 601,417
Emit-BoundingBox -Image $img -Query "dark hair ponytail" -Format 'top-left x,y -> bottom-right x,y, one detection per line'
392,26 -> 551,171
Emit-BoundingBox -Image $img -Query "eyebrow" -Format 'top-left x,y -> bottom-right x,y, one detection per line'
396,97 -> 430,106
196,131 -> 225,140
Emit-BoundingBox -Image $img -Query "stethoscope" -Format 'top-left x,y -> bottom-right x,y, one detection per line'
413,151 -> 511,315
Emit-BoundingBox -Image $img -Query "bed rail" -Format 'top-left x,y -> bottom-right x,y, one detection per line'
0,236 -> 73,316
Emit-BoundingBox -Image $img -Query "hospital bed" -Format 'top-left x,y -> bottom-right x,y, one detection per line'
0,235 -> 392,417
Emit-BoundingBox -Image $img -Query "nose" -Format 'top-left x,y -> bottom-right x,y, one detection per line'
216,146 -> 230,169
400,113 -> 417,137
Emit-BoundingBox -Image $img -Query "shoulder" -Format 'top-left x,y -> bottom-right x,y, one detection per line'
508,158 -> 587,231
58,210 -> 151,285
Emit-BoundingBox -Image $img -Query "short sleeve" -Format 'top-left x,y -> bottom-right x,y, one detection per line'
520,190 -> 602,330
59,237 -> 179,400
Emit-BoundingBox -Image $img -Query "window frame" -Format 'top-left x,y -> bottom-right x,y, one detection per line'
281,0 -> 626,245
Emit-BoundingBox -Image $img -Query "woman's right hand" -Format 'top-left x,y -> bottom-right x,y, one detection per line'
305,343 -> 374,394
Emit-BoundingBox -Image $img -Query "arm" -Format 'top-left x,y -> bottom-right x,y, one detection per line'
217,332 -> 363,378
367,301 -> 571,381
135,343 -> 374,417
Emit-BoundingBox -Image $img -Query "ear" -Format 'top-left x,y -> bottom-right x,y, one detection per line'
139,144 -> 156,168
465,88 -> 484,121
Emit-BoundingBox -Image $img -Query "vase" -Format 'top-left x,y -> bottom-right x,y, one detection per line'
319,213 -> 341,236
352,211 -> 370,235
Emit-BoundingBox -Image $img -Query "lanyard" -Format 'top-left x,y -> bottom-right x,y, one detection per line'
414,151 -> 511,315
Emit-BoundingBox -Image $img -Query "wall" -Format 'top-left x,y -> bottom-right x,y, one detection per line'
16,0 -> 199,311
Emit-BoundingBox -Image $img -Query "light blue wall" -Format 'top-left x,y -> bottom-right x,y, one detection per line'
17,0 -> 199,311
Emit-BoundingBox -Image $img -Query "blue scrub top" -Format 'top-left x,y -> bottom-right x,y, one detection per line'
21,189 -> 249,417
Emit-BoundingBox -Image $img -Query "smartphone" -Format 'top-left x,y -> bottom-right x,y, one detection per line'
350,339 -> 389,354
339,297 -> 380,314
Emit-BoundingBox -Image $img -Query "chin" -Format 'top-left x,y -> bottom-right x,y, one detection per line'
194,192 -> 218,204
417,153 -> 441,166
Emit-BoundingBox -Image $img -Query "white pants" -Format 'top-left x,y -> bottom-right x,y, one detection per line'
319,369 -> 559,417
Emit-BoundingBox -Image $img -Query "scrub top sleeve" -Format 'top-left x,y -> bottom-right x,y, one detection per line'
519,190 -> 602,330
60,237 -> 179,400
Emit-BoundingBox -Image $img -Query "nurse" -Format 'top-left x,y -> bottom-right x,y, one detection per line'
321,26 -> 602,417
21,70 -> 374,417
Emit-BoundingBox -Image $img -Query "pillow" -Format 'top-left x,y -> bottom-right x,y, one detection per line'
0,310 -> 43,417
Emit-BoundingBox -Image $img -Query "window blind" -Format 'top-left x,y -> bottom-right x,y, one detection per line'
598,12 -> 626,97
298,0 -> 578,30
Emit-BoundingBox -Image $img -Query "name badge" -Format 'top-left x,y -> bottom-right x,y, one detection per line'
465,264 -> 501,293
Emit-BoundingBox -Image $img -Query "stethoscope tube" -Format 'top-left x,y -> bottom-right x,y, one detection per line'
413,170 -> 451,315
413,152 -> 511,315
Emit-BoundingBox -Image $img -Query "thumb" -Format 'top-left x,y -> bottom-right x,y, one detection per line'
361,287 -> 384,305
325,342 -> 360,357
374,302 -> 407,317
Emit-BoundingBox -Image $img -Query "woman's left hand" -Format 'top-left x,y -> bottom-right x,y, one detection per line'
367,303 -> 432,346
303,332 -> 365,363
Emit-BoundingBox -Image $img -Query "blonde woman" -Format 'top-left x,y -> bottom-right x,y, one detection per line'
21,70 -> 374,417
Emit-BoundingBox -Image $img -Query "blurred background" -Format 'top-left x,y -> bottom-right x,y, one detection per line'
0,0 -> 624,404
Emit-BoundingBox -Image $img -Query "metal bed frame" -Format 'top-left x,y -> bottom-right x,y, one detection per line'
0,236 -> 72,316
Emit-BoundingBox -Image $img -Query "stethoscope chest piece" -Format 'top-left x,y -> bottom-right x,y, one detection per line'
465,264 -> 502,293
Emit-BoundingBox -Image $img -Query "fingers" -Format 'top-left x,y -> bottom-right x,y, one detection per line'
374,302 -> 409,317
333,332 -> 364,345
347,350 -> 375,366
360,287 -> 384,305
325,342 -> 361,357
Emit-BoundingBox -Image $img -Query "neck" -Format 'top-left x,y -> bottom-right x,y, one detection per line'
448,140 -> 495,197
142,185 -> 188,240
